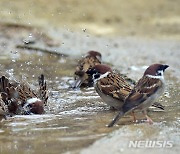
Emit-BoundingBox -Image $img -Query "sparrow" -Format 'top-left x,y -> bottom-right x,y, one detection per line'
0,74 -> 48,115
87,64 -> 132,110
86,64 -> 165,111
108,64 -> 169,127
73,50 -> 102,88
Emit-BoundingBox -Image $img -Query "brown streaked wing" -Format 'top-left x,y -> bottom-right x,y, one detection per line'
0,76 -> 11,93
98,73 -> 132,101
135,76 -> 161,92
38,74 -> 48,104
75,56 -> 100,77
83,56 -> 101,72
17,84 -> 37,102
123,77 -> 162,112
75,58 -> 85,75
74,56 -> 101,88
0,95 -> 8,113
6,87 -> 19,99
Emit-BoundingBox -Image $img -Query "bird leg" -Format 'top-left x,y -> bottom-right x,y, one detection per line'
142,110 -> 153,124
131,111 -> 137,122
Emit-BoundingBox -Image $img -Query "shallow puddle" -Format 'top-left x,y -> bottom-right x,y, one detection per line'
0,50 -> 179,154
0,51 -> 114,153
0,24 -> 179,154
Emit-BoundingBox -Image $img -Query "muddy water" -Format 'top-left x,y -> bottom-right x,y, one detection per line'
0,0 -> 180,153
0,50 -> 179,154
0,38 -> 179,154
0,52 -> 113,153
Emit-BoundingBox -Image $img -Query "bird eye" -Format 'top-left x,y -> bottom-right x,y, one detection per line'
92,73 -> 100,80
94,74 -> 100,79
157,72 -> 161,76
156,70 -> 163,76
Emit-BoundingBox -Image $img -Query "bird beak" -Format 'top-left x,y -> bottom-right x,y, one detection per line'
163,65 -> 169,71
86,69 -> 91,75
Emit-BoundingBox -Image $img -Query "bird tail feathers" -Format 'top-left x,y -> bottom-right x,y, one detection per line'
108,111 -> 125,127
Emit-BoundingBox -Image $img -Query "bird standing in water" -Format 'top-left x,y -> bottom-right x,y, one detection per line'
108,64 -> 169,127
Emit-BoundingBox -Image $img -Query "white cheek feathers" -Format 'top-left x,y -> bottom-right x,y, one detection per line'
27,98 -> 41,104
158,70 -> 164,76
25,98 -> 41,107
146,73 -> 164,81
94,72 -> 110,82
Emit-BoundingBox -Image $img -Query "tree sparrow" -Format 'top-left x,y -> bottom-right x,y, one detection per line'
87,64 -> 132,110
108,64 -> 169,127
0,74 -> 48,115
73,50 -> 102,88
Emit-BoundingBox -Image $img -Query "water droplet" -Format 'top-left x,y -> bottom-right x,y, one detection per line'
26,61 -> 32,65
6,69 -> 14,76
82,28 -> 86,32
120,148 -> 124,152
29,33 -> 33,38
23,39 -> 29,44
159,131 -> 163,135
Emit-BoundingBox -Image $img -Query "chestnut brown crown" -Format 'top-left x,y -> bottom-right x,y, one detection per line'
144,64 -> 169,76
87,51 -> 102,60
86,64 -> 112,80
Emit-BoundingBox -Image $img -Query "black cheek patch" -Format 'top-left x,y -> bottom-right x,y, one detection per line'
94,74 -> 100,79
86,68 -> 97,75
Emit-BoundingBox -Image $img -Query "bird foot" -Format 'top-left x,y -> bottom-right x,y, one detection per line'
146,116 -> 153,124
131,112 -> 137,122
